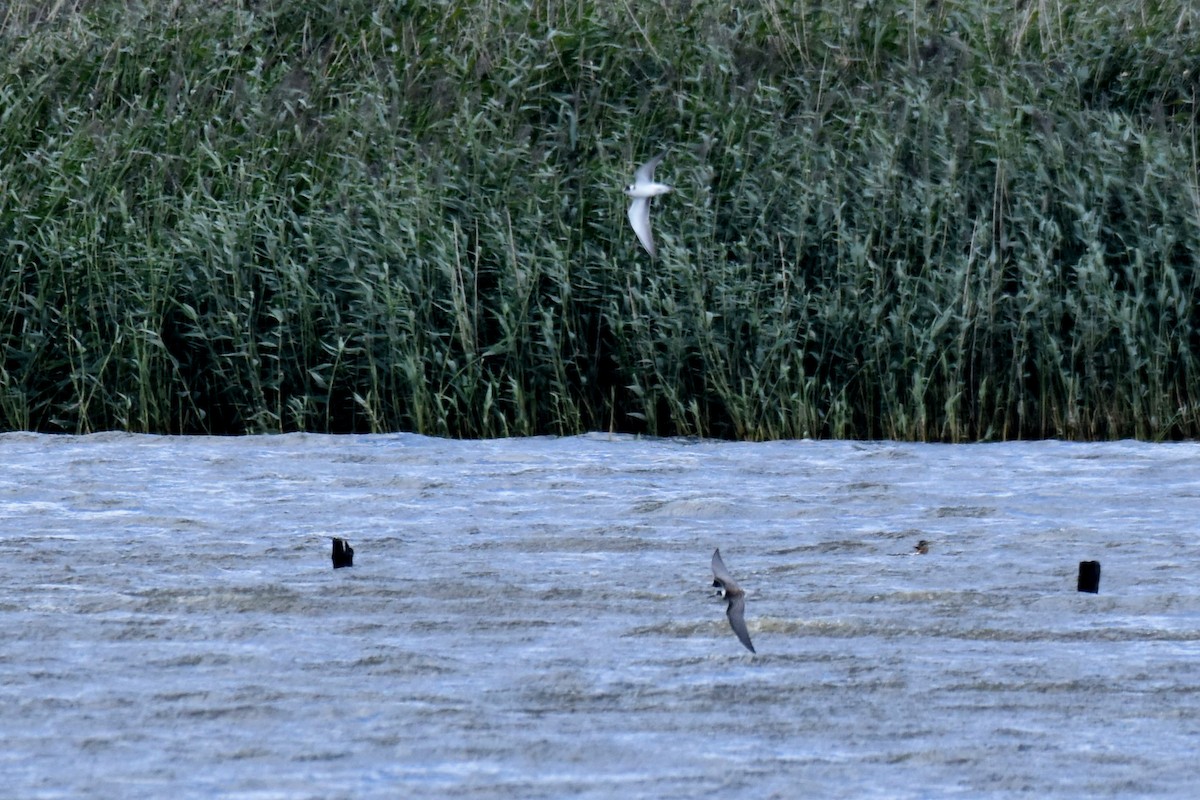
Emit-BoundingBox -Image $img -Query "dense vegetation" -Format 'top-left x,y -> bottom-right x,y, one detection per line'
2,0 -> 1199,440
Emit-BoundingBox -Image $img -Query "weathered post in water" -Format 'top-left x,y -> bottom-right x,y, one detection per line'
332,537 -> 354,569
1077,560 -> 1100,593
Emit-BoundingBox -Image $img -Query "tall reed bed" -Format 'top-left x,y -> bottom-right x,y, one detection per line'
2,0 -> 1198,439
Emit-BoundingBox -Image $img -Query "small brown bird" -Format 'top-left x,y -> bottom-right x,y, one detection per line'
711,548 -> 755,654
913,540 -> 930,555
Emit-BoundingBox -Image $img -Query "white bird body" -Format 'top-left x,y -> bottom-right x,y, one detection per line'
624,180 -> 673,199
624,152 -> 672,257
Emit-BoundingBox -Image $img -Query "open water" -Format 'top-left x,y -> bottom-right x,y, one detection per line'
2,432 -> 1199,798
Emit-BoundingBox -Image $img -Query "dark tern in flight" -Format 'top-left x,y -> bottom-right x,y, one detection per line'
711,548 -> 755,654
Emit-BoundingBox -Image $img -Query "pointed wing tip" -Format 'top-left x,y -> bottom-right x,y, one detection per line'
635,150 -> 668,181
735,624 -> 756,654
730,619 -> 756,654
628,198 -> 654,256
725,592 -> 755,652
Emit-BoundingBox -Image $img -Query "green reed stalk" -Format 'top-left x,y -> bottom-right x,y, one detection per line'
2,0 -> 1198,440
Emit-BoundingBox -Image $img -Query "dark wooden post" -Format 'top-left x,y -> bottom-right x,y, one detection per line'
332,537 -> 354,569
1077,560 -> 1100,593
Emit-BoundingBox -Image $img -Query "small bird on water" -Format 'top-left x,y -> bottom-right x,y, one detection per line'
624,151 -> 672,257
711,548 -> 756,654
891,539 -> 931,556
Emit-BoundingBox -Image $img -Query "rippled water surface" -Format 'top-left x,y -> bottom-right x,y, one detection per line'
3,432 -> 1200,798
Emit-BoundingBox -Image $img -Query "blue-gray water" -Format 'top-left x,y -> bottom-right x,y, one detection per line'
3,432 -> 1199,798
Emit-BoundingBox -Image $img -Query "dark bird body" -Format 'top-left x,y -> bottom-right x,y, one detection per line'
711,548 -> 755,654
332,537 -> 354,569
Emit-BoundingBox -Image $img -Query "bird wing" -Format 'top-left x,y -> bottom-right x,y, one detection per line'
726,594 -> 756,653
634,151 -> 667,185
711,548 -> 736,586
628,196 -> 654,257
